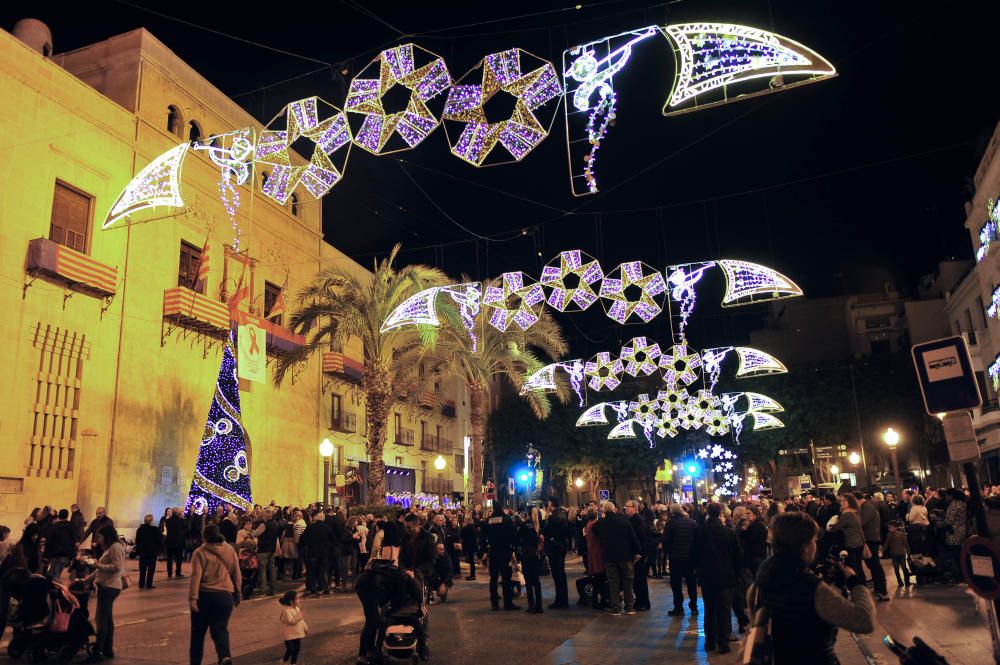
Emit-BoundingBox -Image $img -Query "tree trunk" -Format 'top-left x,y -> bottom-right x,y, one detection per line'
469,383 -> 486,505
364,366 -> 392,504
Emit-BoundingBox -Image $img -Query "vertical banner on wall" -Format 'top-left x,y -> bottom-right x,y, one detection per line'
238,322 -> 266,383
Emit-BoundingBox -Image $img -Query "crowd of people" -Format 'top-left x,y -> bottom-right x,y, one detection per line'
0,482 -> 994,665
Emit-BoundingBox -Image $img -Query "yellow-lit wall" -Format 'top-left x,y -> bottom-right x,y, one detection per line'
0,27 -> 470,534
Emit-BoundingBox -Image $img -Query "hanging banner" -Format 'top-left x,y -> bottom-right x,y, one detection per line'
238,322 -> 266,383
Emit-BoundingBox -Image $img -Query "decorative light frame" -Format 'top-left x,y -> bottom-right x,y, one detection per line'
599,261 -> 667,324
751,412 -> 785,431
667,261 -> 716,342
660,343 -> 703,387
621,336 -> 662,377
718,259 -> 803,307
576,402 -> 610,427
380,282 -> 481,351
482,272 -> 546,332
539,250 -> 604,311
734,347 -> 788,377
104,143 -> 190,229
628,393 -> 661,427
608,419 -> 638,440
585,351 -> 624,391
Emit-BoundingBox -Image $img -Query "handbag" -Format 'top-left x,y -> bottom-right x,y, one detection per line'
537,551 -> 551,577
741,586 -> 773,665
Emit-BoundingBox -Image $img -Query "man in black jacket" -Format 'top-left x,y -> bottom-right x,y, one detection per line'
135,513 -> 163,589
625,500 -> 653,611
693,503 -> 743,654
664,504 -> 698,616
80,506 -> 114,559
253,509 -> 280,595
164,508 -> 188,578
400,513 -> 436,587
302,513 -> 333,595
44,509 -> 76,580
69,504 -> 86,544
543,498 -> 571,609
484,506 -> 518,610
592,501 -> 641,615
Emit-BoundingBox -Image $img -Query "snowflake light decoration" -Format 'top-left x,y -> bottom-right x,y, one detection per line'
655,411 -> 681,439
621,336 -> 661,377
104,143 -> 189,229
680,408 -> 704,431
717,260 -> 803,307
734,347 -> 788,377
540,250 -> 603,311
482,272 -> 546,332
662,23 -> 836,115
576,402 -> 610,427
599,261 -> 667,323
256,96 -> 352,204
346,44 -> 452,155
660,344 -> 702,387
752,412 -> 785,430
628,393 -> 661,427
988,284 -> 1000,320
585,352 -> 624,391
442,48 -> 562,166
703,409 -> 731,436
608,419 -> 637,440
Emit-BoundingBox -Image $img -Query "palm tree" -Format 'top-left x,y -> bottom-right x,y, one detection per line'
435,309 -> 569,505
274,244 -> 448,503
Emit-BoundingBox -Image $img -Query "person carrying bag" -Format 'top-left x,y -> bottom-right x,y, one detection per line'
189,525 -> 241,665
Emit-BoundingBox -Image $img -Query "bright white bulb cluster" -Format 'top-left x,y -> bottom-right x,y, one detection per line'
979,199 -> 1000,263
990,354 -> 1000,391
104,143 -> 189,229
194,129 -> 255,251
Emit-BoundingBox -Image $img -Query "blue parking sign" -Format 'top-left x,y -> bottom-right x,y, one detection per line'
599,489 -> 610,501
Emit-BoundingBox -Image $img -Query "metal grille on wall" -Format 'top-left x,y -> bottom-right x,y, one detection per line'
28,323 -> 90,478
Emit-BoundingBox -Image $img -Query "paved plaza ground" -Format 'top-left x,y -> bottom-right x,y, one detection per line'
2,555 -> 993,665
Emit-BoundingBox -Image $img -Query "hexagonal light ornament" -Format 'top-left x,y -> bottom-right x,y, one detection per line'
679,408 -> 703,431
628,393 -> 661,427
599,261 -> 667,324
703,408 -> 731,436
540,250 -> 604,312
686,389 -> 720,419
659,344 -> 702,387
657,387 -> 690,419
481,271 -> 545,332
621,336 -> 661,377
584,352 -> 624,391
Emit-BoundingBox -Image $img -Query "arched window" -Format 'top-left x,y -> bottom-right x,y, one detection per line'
290,193 -> 299,217
167,105 -> 183,137
188,120 -> 203,143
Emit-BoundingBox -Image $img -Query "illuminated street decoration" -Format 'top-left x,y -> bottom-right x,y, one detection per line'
679,408 -> 703,431
658,387 -> 690,417
734,347 -> 788,377
609,401 -> 631,422
608,419 -> 637,440
521,359 -> 586,406
744,392 -> 784,412
701,346 -> 732,391
104,143 -> 189,229
621,336 -> 661,377
655,410 -> 680,439
585,351 -> 624,391
185,333 -> 253,514
662,23 -> 836,115
752,412 -> 785,430
346,44 -> 452,154
667,261 -> 716,342
980,199 -> 1000,263
629,393 -> 661,427
660,344 -> 702,387
482,272 -> 546,332
380,282 -> 481,350
540,250 -> 603,311
257,96 -> 352,204
703,408 -> 731,436
562,27 -> 660,195
442,48 -> 562,166
718,260 -> 803,306
988,284 -> 1000,320
599,261 -> 667,324
576,402 -> 610,427
990,355 -> 1000,391
687,389 -> 720,419
194,129 -> 255,251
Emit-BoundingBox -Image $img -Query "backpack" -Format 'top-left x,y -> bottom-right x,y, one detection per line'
741,586 -> 773,665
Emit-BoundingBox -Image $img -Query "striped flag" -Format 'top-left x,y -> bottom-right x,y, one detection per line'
191,236 -> 211,291
227,261 -> 249,321
266,275 -> 287,320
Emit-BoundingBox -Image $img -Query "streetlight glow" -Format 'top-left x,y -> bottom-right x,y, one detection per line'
884,427 -> 900,449
319,438 -> 334,458
830,464 -> 839,477
848,451 -> 860,465
434,454 -> 447,471
574,477 -> 584,488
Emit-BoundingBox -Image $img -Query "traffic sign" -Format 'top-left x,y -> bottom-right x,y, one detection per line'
961,536 -> 1000,600
599,489 -> 610,501
911,336 -> 982,415
778,448 -> 809,455
943,412 -> 981,462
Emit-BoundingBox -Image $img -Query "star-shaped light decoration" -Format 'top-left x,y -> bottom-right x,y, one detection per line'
660,344 -> 702,387
680,409 -> 703,430
656,410 -> 681,439
599,261 -> 667,324
621,336 -> 661,377
442,48 -> 562,166
540,250 -> 603,311
697,447 -> 711,459
686,389 -> 720,419
628,393 -> 661,428
703,409 -> 731,436
346,44 -> 452,155
584,352 -> 624,391
481,271 -> 546,332
711,444 -> 726,458
256,96 -> 353,204
657,387 -> 690,418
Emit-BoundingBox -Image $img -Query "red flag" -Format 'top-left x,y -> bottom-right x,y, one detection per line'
227,261 -> 249,322
192,236 -> 211,291
266,275 -> 287,320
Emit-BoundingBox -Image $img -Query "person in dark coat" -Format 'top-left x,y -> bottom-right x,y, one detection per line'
69,504 -> 86,543
399,513 -> 436,585
81,507 -> 114,560
460,517 -> 478,581
516,513 -> 543,613
625,500 -> 654,611
664,504 -> 698,615
44,509 -> 77,580
164,508 -> 189,578
484,506 -> 518,610
592,501 -> 641,615
693,503 -> 743,654
543,498 -> 571,609
135,513 -> 163,589
301,513 -> 333,595
427,542 -> 454,603
743,506 -> 769,578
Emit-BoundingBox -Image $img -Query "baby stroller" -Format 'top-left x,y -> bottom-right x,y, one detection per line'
378,600 -> 428,664
238,547 -> 259,600
910,554 -> 941,585
6,574 -> 95,663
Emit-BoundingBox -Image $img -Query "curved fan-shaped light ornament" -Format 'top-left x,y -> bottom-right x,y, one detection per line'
660,344 -> 702,387
380,282 -> 481,348
752,412 -> 785,430
104,143 -> 190,229
576,402 -> 610,427
521,359 -> 586,406
662,23 -> 836,115
599,261 -> 667,323
621,336 -> 661,377
585,352 -> 624,391
540,250 -> 604,311
346,43 -> 452,155
744,392 -> 784,413
718,259 -> 803,307
608,419 -> 638,440
734,347 -> 788,378
482,272 -> 545,332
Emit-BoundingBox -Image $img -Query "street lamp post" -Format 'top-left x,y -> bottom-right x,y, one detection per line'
574,476 -> 584,506
884,427 -> 902,502
319,438 -> 334,508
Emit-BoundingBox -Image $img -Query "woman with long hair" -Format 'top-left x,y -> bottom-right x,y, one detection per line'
84,525 -> 124,662
831,494 -> 865,581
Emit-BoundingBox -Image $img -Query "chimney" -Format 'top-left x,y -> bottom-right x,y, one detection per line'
12,18 -> 53,57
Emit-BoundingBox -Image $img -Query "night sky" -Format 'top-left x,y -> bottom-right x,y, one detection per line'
5,1 -> 997,355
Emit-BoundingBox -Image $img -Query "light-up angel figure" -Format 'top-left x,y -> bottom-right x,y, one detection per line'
564,27 -> 659,193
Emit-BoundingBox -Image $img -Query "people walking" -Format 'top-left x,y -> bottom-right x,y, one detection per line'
663,504 -> 698,616
165,508 -> 189,578
253,509 -> 279,596
693,503 -> 742,654
44,509 -> 76,580
278,590 -> 308,665
84,525 -> 125,662
460,516 -> 478,580
856,492 -> 889,601
188,524 -> 241,665
592,501 -> 640,616
625,500 -> 654,611
543,498 -> 570,609
135,513 -> 164,589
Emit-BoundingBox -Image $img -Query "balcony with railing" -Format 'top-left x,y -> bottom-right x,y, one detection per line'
331,411 -> 358,434
395,428 -> 415,446
420,436 -> 453,453
323,352 -> 366,384
26,237 -> 118,300
422,477 -> 454,495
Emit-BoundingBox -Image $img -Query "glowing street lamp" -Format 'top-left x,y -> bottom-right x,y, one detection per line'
848,451 -> 861,466
319,438 -> 334,507
434,454 -> 447,471
883,427 -> 902,501
830,464 -> 840,478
